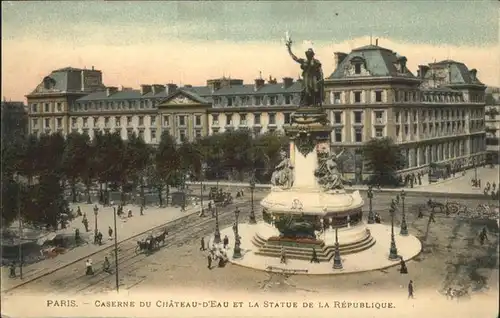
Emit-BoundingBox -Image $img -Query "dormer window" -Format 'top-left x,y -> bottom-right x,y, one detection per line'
354,64 -> 362,75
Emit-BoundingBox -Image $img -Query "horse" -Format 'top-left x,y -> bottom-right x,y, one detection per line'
154,229 -> 168,246
427,199 -> 446,213
135,240 -> 152,254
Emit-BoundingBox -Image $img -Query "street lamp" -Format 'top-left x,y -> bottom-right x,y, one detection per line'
332,227 -> 342,269
111,203 -> 119,292
473,157 -> 478,185
213,204 -> 221,244
233,207 -> 242,258
367,185 -> 375,224
249,176 -> 256,224
399,190 -> 408,236
93,205 -> 99,237
388,199 -> 399,261
200,164 -> 207,216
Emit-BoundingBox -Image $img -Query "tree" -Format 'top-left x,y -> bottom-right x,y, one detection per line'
155,131 -> 180,206
123,133 -> 151,205
252,132 -> 289,182
17,134 -> 40,185
362,137 -> 406,187
62,132 -> 91,202
37,132 -> 66,177
219,130 -> 253,180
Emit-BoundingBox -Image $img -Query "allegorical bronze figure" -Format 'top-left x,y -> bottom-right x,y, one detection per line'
285,34 -> 324,107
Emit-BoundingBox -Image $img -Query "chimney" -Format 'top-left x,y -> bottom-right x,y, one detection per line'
268,75 -> 277,84
375,38 -> 379,46
334,52 -> 348,68
398,56 -> 407,72
140,85 -> 152,95
151,84 -> 165,95
469,69 -> 477,81
254,78 -> 265,91
91,66 -> 94,71
106,86 -> 118,96
166,83 -> 178,95
282,77 -> 294,88
418,65 -> 429,79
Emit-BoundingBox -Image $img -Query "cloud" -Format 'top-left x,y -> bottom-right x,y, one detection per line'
2,36 -> 498,101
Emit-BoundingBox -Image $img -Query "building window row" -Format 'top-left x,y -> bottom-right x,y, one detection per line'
71,99 -> 158,112
213,94 -> 297,107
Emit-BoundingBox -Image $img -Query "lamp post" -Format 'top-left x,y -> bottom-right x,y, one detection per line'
200,164 -> 207,216
112,204 -> 119,292
93,205 -> 99,236
367,185 -> 375,224
233,208 -> 241,258
399,190 -> 408,236
249,176 -> 256,224
473,157 -> 478,184
388,199 -> 399,261
332,227 -> 343,269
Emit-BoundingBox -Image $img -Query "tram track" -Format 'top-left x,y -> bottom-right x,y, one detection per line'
8,201 -> 252,295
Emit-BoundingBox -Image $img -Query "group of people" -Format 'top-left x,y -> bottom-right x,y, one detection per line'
85,256 -> 113,276
200,236 -> 229,269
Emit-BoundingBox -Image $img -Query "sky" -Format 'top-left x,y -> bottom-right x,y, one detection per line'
2,1 -> 499,101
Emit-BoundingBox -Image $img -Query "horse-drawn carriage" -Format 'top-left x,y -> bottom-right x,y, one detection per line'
135,228 -> 168,254
208,187 -> 233,206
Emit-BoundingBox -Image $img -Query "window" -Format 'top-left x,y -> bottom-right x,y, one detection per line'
240,114 -> 247,125
395,111 -> 400,123
284,113 -> 291,124
254,96 -> 262,105
139,116 -> 144,126
163,115 -> 170,126
178,115 -> 186,126
44,118 -> 50,128
225,114 -> 232,126
241,96 -> 250,105
93,117 -> 99,127
354,92 -> 362,103
104,117 -> 110,127
115,117 -> 121,127
83,117 -> 88,127
56,102 -> 62,112
269,113 -> 276,125
149,116 -> 156,126
285,95 -> 291,104
140,100 -> 145,109
334,112 -> 342,124
44,103 -> 50,112
84,103 -> 88,111
71,118 -> 77,127
55,118 -> 62,128
127,128 -> 134,139
31,104 -> 38,113
354,128 -> 363,142
179,129 -> 186,142
138,130 -> 145,140
254,113 -> 261,125
212,114 -> 219,125
375,91 -> 382,103
151,130 -> 157,141
354,64 -> 361,74
32,119 -> 38,128
354,111 -> 362,124
396,126 -> 401,137
195,130 -> 202,139
195,115 -> 201,126
404,126 -> 409,136
127,116 -> 132,126
227,97 -> 233,107
334,128 -> 342,142
269,96 -> 276,106
333,92 -> 341,104
375,128 -> 383,138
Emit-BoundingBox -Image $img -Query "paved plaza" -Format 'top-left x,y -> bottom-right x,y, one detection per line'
220,223 -> 422,275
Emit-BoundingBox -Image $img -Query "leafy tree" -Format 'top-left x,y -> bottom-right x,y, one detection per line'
17,134 -> 40,185
37,132 -> 66,176
155,131 -> 180,206
123,133 -> 151,205
362,137 -> 405,186
62,132 -> 91,202
219,129 -> 253,180
252,132 -> 289,182
1,178 -> 20,227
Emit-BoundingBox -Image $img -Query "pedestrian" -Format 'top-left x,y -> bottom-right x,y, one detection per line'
77,206 -> 82,216
82,217 -> 89,232
223,235 -> 229,249
280,246 -> 287,264
479,227 -> 488,245
103,256 -> 111,273
75,228 -> 81,246
207,254 -> 212,269
200,237 -> 206,251
128,209 -> 133,217
9,262 -> 16,278
85,259 -> 94,275
429,212 -> 436,223
140,205 -> 144,216
399,257 -> 408,274
108,226 -> 113,240
97,231 -> 103,245
310,248 -> 320,263
408,280 -> 414,299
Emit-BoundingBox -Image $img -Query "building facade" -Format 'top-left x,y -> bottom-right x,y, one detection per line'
323,45 -> 486,181
26,67 -> 105,137
485,87 -> 500,163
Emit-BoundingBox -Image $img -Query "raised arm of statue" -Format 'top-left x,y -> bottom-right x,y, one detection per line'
286,41 -> 301,64
336,148 -> 345,159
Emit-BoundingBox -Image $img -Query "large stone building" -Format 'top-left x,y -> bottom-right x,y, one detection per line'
485,86 -> 500,163
1,100 -> 28,141
26,67 -> 105,137
322,44 -> 486,181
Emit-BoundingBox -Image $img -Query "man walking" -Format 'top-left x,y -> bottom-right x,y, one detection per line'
200,237 -> 206,251
408,280 -> 414,299
207,253 -> 212,269
223,235 -> 229,249
108,226 -> 113,240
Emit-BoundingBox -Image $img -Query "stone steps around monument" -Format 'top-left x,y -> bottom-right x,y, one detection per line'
251,233 -> 376,262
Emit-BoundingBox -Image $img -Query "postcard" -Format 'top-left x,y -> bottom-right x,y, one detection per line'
1,1 -> 499,317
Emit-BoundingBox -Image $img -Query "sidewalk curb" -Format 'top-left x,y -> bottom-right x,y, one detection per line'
3,206 -> 202,293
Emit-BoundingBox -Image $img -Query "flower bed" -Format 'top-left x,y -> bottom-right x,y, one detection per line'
268,236 -> 324,247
